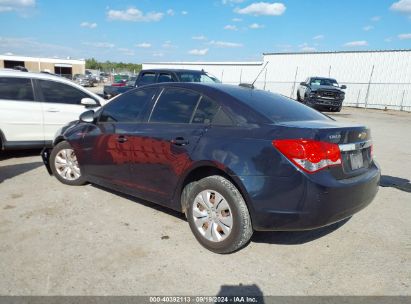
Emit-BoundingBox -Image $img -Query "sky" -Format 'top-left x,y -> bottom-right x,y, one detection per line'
0,0 -> 410,63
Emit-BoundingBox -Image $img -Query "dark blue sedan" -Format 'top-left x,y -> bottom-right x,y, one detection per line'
42,83 -> 380,253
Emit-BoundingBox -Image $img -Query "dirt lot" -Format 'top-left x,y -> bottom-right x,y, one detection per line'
0,107 -> 410,296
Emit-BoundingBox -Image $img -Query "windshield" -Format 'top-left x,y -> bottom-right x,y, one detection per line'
310,78 -> 339,87
178,72 -> 221,83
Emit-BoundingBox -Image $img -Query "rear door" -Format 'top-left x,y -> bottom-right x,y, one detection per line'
0,76 -> 43,144
35,79 -> 100,142
127,87 -> 217,205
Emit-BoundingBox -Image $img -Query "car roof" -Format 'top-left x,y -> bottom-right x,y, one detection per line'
141,69 -> 208,73
0,69 -> 104,101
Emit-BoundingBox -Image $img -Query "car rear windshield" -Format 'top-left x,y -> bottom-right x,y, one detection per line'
227,87 -> 330,123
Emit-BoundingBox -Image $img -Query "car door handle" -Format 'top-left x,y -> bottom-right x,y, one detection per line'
117,135 -> 128,143
46,108 -> 60,112
171,137 -> 189,146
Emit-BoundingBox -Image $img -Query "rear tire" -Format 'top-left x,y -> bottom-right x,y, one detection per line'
185,175 -> 253,254
50,141 -> 86,186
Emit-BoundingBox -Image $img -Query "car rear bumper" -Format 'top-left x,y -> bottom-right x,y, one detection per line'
239,162 -> 380,231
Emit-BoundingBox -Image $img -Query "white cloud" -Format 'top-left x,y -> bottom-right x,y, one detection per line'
235,2 -> 286,16
224,24 -> 238,30
371,16 -> 381,21
188,48 -> 209,56
398,33 -> 411,39
222,0 -> 245,4
117,47 -> 135,56
209,40 -> 243,48
181,11 -> 188,15
167,9 -> 174,16
363,25 -> 374,31
0,0 -> 35,12
313,34 -> 324,40
343,40 -> 368,47
301,46 -> 316,52
162,41 -> 176,48
107,7 -> 164,22
385,37 -> 393,42
232,17 -> 242,22
192,35 -> 207,40
0,36 -> 76,57
390,0 -> 411,15
136,42 -> 151,48
249,23 -> 264,29
83,42 -> 115,48
152,52 -> 164,57
80,22 -> 97,29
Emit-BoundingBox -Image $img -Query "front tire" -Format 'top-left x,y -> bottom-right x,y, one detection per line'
185,175 -> 253,254
50,141 -> 86,186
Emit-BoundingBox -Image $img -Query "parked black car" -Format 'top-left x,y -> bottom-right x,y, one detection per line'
297,77 -> 347,112
103,69 -> 220,99
42,83 -> 380,253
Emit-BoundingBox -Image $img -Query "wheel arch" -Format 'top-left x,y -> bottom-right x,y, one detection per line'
175,162 -> 254,218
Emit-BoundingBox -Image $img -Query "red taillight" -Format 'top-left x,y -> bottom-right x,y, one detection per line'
273,139 -> 342,173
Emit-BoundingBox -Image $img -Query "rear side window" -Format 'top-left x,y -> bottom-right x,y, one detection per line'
38,80 -> 91,105
192,96 -> 220,124
0,77 -> 34,101
150,88 -> 201,123
100,88 -> 157,123
138,73 -> 156,86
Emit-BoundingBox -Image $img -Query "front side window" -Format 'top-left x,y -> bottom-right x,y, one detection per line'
0,77 -> 34,101
158,73 -> 175,83
138,73 -> 156,86
150,88 -> 201,123
99,88 -> 157,123
178,72 -> 220,83
38,80 -> 91,104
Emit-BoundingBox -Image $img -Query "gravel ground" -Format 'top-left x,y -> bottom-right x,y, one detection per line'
0,107 -> 410,296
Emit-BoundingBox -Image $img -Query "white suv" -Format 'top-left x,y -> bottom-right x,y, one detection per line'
0,70 -> 106,150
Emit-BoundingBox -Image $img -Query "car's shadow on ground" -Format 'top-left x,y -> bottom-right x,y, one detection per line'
93,184 -> 352,246
0,162 -> 43,183
0,149 -> 41,161
251,217 -> 351,245
380,175 -> 411,193
91,184 -> 186,221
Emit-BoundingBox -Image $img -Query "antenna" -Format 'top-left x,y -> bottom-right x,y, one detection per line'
239,61 -> 269,89
252,61 -> 269,87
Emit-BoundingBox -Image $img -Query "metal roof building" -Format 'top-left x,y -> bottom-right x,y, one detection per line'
0,55 -> 85,79
143,49 -> 411,111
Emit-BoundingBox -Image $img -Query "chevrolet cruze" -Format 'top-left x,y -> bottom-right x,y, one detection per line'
41,83 -> 380,253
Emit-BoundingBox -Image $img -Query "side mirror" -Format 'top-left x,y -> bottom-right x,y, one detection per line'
81,97 -> 98,107
340,85 -> 347,90
79,110 -> 95,123
299,82 -> 306,86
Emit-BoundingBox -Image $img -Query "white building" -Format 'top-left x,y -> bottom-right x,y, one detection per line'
143,50 -> 411,111
0,55 -> 85,78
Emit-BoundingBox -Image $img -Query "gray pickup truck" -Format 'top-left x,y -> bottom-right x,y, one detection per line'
297,77 -> 347,112
103,69 -> 220,99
